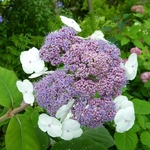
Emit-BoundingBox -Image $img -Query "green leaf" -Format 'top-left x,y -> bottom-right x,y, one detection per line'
138,115 -> 145,128
143,34 -> 150,46
132,98 -> 150,114
0,67 -> 22,108
82,126 -> 115,148
140,131 -> 150,148
5,114 -> 41,150
145,122 -> 150,129
133,39 -> 143,49
117,21 -> 126,30
144,80 -> 150,88
114,131 -> 138,150
123,13 -> 132,19
130,25 -> 140,34
34,126 -> 50,150
121,37 -> 130,46
51,137 -> 107,150
130,123 -> 140,132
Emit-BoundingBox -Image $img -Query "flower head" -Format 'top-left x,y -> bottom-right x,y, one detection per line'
16,79 -> 34,105
20,47 -> 45,74
130,47 -> 142,56
141,72 -> 150,83
60,16 -> 81,32
61,119 -> 83,140
38,114 -> 62,137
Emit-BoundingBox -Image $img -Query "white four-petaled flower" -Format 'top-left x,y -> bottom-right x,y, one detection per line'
60,16 -> 82,32
121,53 -> 138,80
114,106 -> 135,133
20,47 -> 45,74
61,119 -> 83,140
38,114 -> 62,137
16,79 -> 34,105
114,95 -> 135,133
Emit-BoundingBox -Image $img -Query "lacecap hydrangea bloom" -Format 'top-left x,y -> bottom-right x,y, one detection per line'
18,16 -> 138,139
33,17 -> 129,129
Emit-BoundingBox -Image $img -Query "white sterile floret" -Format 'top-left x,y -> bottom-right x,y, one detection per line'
114,106 -> 135,133
28,67 -> 54,78
60,119 -> 83,140
38,114 -> 62,137
90,30 -> 109,42
114,95 -> 134,111
60,16 -> 82,32
20,47 -> 45,74
56,99 -> 75,122
16,79 -> 34,105
121,53 -> 138,80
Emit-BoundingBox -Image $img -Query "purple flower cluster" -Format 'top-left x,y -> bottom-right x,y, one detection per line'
34,26 -> 127,128
39,27 -> 76,66
72,98 -> 116,128
34,70 -> 76,116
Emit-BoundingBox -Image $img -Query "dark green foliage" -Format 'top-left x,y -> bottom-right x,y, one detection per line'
0,0 -> 63,79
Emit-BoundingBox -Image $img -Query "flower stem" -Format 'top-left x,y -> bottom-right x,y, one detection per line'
0,103 -> 29,122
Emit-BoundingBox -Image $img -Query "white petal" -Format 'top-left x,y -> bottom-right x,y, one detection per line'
62,119 -> 83,137
16,81 -> 26,93
91,30 -> 109,42
20,51 -> 28,64
61,130 -> 73,140
38,114 -> 62,137
28,47 -> 40,61
60,16 -> 81,32
56,99 -> 75,121
47,124 -> 62,137
22,64 -> 34,74
114,109 -> 125,124
38,121 -> 47,132
22,79 -> 33,93
126,53 -> 137,66
61,119 -> 83,140
29,67 -> 48,78
123,106 -> 135,121
23,93 -> 34,105
32,60 -> 45,73
121,100 -> 134,109
115,119 -> 129,133
114,95 -> 128,111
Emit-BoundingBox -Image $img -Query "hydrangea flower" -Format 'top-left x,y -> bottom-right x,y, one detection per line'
141,72 -> 150,83
60,16 -> 81,32
121,53 -> 138,80
20,47 -> 45,74
16,79 -> 34,105
114,95 -> 135,133
114,106 -> 135,133
38,114 -> 62,137
61,119 -> 83,140
90,30 -> 109,43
